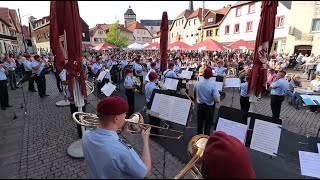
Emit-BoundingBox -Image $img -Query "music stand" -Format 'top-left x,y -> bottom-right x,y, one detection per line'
148,89 -> 192,179
110,63 -> 122,90
17,73 -> 32,115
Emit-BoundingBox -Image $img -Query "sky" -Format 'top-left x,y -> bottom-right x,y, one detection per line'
2,1 -> 236,28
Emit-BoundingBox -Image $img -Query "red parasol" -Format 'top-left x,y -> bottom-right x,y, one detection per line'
168,41 -> 191,50
160,11 -> 168,73
188,39 -> 228,51
143,42 -> 160,50
52,1 -> 87,98
49,1 -> 64,73
228,39 -> 255,50
248,1 -> 278,96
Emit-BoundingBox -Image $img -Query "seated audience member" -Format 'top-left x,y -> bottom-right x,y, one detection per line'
201,131 -> 256,179
307,73 -> 320,113
287,75 -> 302,108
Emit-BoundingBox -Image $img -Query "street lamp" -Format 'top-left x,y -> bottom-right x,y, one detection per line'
18,8 -> 32,54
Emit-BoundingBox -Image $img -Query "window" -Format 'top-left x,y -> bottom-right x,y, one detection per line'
137,37 -> 141,41
206,30 -> 212,37
172,33 -> 173,38
137,30 -> 139,34
82,33 -> 85,37
144,31 -> 146,35
215,29 -> 219,36
234,24 -> 240,33
246,21 -> 253,32
182,20 -> 184,25
236,7 -> 241,17
225,25 -> 230,34
150,27 -> 153,31
312,19 -> 320,32
276,16 -> 284,28
189,21 -> 191,26
176,21 -> 177,26
194,19 -> 196,25
208,18 -> 213,23
316,1 -> 320,4
248,3 -> 255,14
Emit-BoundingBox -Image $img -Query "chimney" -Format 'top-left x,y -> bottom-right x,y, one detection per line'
188,1 -> 194,11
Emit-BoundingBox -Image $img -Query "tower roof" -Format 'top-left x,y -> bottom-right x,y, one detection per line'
188,1 -> 194,11
124,6 -> 136,16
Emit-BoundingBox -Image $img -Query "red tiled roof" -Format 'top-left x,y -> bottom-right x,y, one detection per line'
0,7 -> 10,22
187,8 -> 209,20
9,9 -> 21,33
21,25 -> 31,40
175,9 -> 193,20
127,21 -> 148,31
215,6 -> 231,15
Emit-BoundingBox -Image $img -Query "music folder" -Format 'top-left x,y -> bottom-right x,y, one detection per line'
101,82 -> 116,97
179,70 -> 193,80
164,78 -> 179,91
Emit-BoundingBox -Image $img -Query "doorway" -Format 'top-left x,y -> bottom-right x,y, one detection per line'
294,45 -> 312,55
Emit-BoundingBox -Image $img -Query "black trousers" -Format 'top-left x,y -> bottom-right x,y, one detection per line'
137,76 -> 143,92
35,75 -> 46,97
307,69 -> 315,80
240,96 -> 250,113
54,71 -> 62,92
197,103 -> 215,135
125,89 -> 135,118
270,95 -> 285,120
70,103 -> 86,139
0,80 -> 9,108
8,71 -> 17,89
97,79 -> 107,93
25,71 -> 36,91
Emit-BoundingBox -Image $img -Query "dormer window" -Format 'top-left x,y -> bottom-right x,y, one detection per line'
208,18 -> 213,23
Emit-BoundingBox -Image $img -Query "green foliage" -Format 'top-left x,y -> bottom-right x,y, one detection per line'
105,20 -> 129,48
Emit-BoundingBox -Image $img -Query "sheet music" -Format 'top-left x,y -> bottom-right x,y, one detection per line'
213,81 -> 223,91
225,78 -> 241,88
164,78 -> 179,91
199,76 -> 216,83
151,93 -> 191,125
97,70 -> 107,82
317,143 -> 320,153
180,70 -> 193,79
101,82 -> 116,97
250,119 -> 281,156
145,71 -> 150,82
151,93 -> 161,112
216,118 -> 248,144
298,151 -> 320,178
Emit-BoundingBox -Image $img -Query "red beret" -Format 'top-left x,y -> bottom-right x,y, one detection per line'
96,57 -> 101,61
148,72 -> 158,80
34,55 -> 40,59
151,62 -> 156,67
204,67 -> 213,77
125,68 -> 133,74
203,131 -> 256,179
97,96 -> 129,115
168,62 -> 174,67
25,54 -> 31,58
111,55 -> 115,59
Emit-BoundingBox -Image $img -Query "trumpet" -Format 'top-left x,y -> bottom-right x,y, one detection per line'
174,134 -> 209,179
72,112 -> 183,139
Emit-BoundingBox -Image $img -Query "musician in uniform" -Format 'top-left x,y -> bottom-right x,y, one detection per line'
269,70 -> 289,121
22,54 -> 36,92
145,72 -> 160,135
31,55 -> 47,98
174,59 -> 181,74
133,56 -> 144,94
107,55 -> 119,86
213,61 -> 227,82
163,63 -> 177,78
91,57 -> 104,93
82,96 -> 152,179
124,69 -> 135,118
194,68 -> 220,135
0,62 -> 12,110
201,131 -> 256,179
239,76 -> 251,113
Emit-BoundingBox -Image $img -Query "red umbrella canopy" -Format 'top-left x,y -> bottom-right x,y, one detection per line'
188,39 -> 228,51
160,11 -> 168,73
92,42 -> 117,51
228,39 -> 255,50
248,1 -> 278,96
52,1 -> 87,98
82,44 -> 94,49
143,42 -> 160,50
49,1 -> 64,73
168,41 -> 191,50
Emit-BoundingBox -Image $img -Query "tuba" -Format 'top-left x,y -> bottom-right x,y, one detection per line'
174,134 -> 209,179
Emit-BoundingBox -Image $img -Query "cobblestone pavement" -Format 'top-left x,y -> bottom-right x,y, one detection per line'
0,68 -> 319,179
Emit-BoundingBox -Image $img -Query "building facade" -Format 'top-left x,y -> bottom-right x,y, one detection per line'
198,6 -> 231,42
285,1 -> 320,55
127,21 -> 152,44
0,17 -> 17,55
169,9 -> 194,44
124,6 -> 136,28
140,20 -> 173,35
219,1 -> 292,54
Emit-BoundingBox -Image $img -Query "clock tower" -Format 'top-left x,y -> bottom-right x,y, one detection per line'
124,6 -> 136,28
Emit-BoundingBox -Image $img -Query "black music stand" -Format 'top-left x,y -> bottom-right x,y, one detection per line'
17,73 -> 32,115
110,63 -> 122,91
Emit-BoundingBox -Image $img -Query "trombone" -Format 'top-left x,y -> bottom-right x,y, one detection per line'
174,134 -> 209,179
72,112 -> 184,139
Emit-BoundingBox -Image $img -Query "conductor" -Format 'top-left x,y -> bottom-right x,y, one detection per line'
82,96 -> 152,179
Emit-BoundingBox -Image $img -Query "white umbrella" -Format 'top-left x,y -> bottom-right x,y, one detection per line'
128,42 -> 144,50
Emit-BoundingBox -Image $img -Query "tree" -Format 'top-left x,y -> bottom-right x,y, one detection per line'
105,20 -> 129,48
